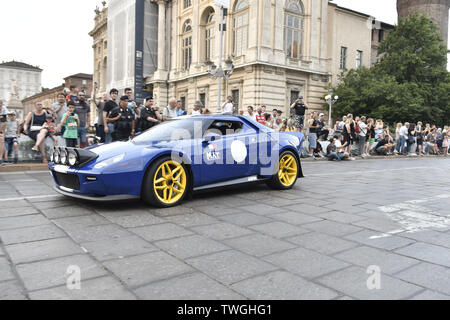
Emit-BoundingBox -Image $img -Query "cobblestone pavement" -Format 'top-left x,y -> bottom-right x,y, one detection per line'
0,157 -> 450,300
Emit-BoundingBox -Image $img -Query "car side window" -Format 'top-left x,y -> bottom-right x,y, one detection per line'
206,121 -> 244,136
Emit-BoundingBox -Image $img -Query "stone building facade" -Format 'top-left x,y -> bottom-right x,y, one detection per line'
0,61 -> 42,102
89,3 -> 109,98
145,0 -> 381,115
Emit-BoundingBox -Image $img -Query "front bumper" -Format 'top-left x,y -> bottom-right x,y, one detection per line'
49,163 -> 142,200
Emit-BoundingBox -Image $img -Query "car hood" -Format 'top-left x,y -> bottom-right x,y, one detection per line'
88,140 -> 181,163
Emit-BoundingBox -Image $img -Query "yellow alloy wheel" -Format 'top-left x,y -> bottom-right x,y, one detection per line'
278,154 -> 298,187
153,160 -> 187,204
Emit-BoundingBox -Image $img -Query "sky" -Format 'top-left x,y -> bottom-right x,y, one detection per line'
0,0 -> 448,89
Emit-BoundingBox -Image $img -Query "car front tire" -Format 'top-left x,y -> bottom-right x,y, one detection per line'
142,156 -> 190,208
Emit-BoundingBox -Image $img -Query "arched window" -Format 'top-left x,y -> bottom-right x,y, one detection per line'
233,0 -> 249,57
182,20 -> 193,70
284,0 -> 304,59
205,9 -> 215,61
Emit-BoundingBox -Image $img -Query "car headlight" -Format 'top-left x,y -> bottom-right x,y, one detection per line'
68,150 -> 78,166
60,148 -> 68,165
94,154 -> 126,169
54,148 -> 61,164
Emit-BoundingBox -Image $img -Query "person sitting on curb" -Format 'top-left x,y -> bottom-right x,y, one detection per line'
375,133 -> 396,155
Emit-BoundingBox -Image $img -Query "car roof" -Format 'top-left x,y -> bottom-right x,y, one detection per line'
172,114 -> 270,132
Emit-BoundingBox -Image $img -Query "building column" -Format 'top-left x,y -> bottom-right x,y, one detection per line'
154,0 -> 168,80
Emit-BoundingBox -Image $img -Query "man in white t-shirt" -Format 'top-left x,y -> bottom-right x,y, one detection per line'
246,106 -> 257,121
163,98 -> 179,121
190,101 -> 203,116
222,96 -> 234,114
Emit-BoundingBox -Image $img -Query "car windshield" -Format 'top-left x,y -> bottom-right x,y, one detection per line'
132,118 -> 209,144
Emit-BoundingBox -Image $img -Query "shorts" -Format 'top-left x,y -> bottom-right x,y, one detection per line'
293,115 -> 305,129
416,137 -> 423,146
5,137 -> 18,146
308,132 -> 317,149
376,146 -> 387,153
369,138 -> 375,144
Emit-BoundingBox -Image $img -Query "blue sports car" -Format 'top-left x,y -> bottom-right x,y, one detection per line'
49,115 -> 304,208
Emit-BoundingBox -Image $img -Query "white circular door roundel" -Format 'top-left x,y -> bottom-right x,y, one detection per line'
231,140 -> 248,163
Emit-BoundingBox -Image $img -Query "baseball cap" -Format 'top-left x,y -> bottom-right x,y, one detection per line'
120,95 -> 129,101
319,113 -> 325,117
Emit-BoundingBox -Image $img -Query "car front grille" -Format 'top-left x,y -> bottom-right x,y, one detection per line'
54,172 -> 81,191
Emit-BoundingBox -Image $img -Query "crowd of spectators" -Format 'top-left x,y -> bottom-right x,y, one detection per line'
1,89 -> 448,165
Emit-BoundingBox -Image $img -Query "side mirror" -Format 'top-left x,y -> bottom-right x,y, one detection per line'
203,133 -> 222,143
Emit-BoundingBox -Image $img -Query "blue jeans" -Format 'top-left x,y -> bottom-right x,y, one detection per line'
398,136 -> 406,154
78,127 -> 87,147
328,152 -> 345,161
105,123 -> 115,144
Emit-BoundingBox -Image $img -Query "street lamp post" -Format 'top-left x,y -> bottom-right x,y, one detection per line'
325,89 -> 339,129
205,6 -> 234,113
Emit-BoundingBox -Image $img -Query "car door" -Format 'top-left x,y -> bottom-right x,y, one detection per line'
199,119 -> 260,186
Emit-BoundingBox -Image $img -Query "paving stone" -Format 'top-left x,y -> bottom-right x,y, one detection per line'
224,234 -> 296,257
0,256 -> 15,282
0,199 -> 29,209
135,272 -> 245,300
231,271 -> 339,300
0,281 -> 27,300
240,204 -> 287,216
16,254 -> 107,291
395,263 -> 450,295
100,212 -> 167,228
258,196 -> 307,207
410,290 -> 450,300
318,211 -> 367,224
131,223 -> 194,242
192,223 -> 253,241
282,204 -> 332,215
163,212 -> 219,227
186,250 -> 278,286
302,220 -> 362,237
41,206 -> 95,219
6,238 -> 83,264
334,246 -> 420,275
317,266 -> 423,300
104,251 -> 193,287
395,243 -> 450,267
155,235 -> 229,259
52,215 -> 111,231
0,207 -> 40,218
249,222 -> 310,239
32,200 -> 80,211
399,230 -> 450,249
63,224 -> 132,243
29,276 -> 136,300
219,212 -> 273,227
0,214 -> 51,231
272,212 -> 323,225
321,204 -> 366,214
195,204 -> 245,217
287,232 -> 358,255
152,205 -> 196,217
263,247 -> 349,279
0,224 -> 66,245
352,218 -> 404,233
81,236 -> 158,262
344,230 -> 416,251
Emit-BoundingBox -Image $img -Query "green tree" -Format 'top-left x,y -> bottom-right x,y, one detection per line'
332,13 -> 450,126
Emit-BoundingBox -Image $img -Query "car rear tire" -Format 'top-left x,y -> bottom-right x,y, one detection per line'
142,156 -> 190,208
266,150 -> 299,190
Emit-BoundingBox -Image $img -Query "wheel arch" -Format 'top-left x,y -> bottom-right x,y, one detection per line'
279,146 -> 304,178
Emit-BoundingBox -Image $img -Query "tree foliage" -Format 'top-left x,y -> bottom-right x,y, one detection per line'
332,13 -> 450,126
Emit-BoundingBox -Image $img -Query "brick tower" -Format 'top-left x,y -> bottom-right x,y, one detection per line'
397,0 -> 450,46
